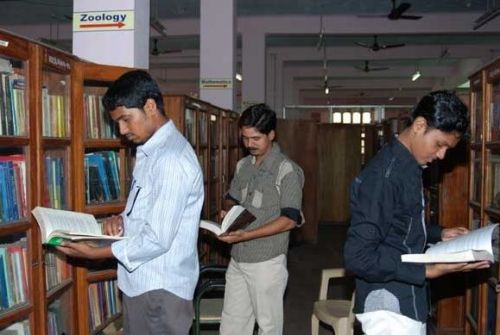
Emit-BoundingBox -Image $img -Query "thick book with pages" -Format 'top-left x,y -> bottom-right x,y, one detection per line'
32,206 -> 125,246
200,205 -> 256,236
402,224 -> 498,263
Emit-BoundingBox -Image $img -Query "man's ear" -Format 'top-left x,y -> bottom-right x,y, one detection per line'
412,116 -> 428,134
268,130 -> 276,141
143,98 -> 157,116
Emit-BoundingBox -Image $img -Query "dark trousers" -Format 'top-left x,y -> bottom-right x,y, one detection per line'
122,289 -> 193,335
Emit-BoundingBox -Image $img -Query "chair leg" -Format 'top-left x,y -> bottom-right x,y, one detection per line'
311,313 -> 320,335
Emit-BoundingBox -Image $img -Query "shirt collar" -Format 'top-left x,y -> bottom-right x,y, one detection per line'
251,142 -> 281,171
392,135 -> 421,170
137,120 -> 174,157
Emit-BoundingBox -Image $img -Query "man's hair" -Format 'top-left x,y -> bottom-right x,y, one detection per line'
410,90 -> 469,136
238,103 -> 276,135
102,70 -> 165,115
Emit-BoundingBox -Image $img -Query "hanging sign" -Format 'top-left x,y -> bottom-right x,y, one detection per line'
200,78 -> 233,89
73,11 -> 134,32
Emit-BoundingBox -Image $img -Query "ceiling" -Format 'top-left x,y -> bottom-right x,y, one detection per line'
1,0 -> 499,109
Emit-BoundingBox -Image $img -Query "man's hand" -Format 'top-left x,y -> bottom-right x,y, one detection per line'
426,261 -> 491,279
56,242 -> 113,259
103,215 -> 124,236
441,227 -> 468,241
217,230 -> 248,244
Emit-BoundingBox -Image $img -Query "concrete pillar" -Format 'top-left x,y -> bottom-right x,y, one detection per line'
73,0 -> 149,68
199,0 -> 235,110
241,30 -> 265,110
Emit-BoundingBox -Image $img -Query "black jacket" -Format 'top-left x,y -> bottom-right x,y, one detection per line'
344,137 -> 442,322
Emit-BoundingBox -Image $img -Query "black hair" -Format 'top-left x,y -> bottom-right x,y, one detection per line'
102,70 -> 165,115
238,103 -> 276,135
410,90 -> 469,137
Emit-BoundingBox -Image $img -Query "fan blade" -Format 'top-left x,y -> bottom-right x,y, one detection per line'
369,67 -> 390,71
380,43 -> 406,49
355,42 -> 371,48
392,2 -> 411,17
357,14 -> 386,18
156,49 -> 182,55
398,15 -> 422,20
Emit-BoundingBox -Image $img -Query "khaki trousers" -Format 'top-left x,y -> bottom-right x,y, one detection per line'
220,254 -> 288,335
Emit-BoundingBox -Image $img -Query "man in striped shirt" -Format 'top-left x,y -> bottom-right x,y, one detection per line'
57,70 -> 204,335
218,104 -> 304,335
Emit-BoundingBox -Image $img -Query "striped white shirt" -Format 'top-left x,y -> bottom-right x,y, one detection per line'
111,121 -> 204,300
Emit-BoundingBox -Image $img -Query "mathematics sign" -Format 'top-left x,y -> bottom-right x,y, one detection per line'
73,10 -> 134,32
200,78 -> 233,89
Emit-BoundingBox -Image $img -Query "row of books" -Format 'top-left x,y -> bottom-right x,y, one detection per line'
0,72 -> 26,137
88,279 -> 122,330
84,94 -> 117,139
0,319 -> 30,334
184,108 -> 209,147
43,154 -> 67,210
0,239 -> 29,310
0,155 -> 27,223
42,89 -> 67,137
45,250 -> 71,291
47,299 -> 68,335
84,151 -> 121,205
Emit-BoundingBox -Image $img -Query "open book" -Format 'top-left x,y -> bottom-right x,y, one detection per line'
32,206 -> 125,246
200,205 -> 256,236
402,224 -> 498,263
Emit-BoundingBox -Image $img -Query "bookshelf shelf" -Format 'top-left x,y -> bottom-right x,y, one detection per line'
86,269 -> 117,283
46,278 -> 73,301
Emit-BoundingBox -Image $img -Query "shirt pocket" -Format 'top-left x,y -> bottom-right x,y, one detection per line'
249,174 -> 280,210
124,179 -> 152,218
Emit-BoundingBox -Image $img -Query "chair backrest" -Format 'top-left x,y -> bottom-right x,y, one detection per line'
192,265 -> 227,335
312,267 -> 355,335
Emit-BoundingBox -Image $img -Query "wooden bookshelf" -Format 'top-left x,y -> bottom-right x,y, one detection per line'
0,29 -> 37,335
163,95 -> 241,264
465,57 -> 500,335
34,42 -> 77,335
72,60 -> 132,335
0,29 -> 135,335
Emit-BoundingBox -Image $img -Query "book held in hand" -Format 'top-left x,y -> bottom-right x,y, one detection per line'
32,206 -> 125,246
200,205 -> 256,236
402,224 -> 499,263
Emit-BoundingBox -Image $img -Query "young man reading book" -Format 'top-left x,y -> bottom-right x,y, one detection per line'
56,70 -> 204,335
344,91 -> 491,335
217,104 -> 304,335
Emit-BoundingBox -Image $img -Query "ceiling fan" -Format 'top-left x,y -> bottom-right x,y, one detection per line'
355,61 -> 390,73
151,38 -> 182,56
359,0 -> 422,20
356,35 -> 405,52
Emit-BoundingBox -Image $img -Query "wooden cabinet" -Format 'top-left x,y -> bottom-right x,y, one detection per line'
164,95 -> 240,264
465,58 -> 500,335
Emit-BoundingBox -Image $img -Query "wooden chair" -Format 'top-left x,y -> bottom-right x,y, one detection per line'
311,268 -> 355,335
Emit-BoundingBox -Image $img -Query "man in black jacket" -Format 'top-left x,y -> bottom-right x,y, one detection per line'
344,91 -> 490,335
